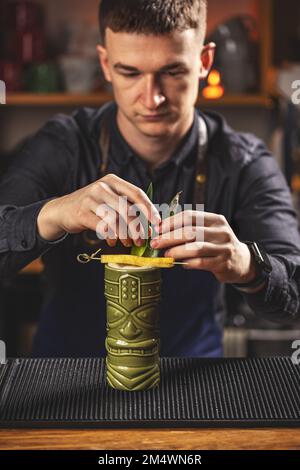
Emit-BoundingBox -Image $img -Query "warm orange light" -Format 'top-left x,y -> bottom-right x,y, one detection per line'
202,69 -> 224,99
292,174 -> 300,192
202,86 -> 224,99
208,70 -> 221,86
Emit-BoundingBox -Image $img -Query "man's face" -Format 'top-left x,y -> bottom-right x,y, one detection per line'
97,28 -> 212,138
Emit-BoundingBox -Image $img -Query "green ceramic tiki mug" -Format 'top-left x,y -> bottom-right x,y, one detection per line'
104,263 -> 161,391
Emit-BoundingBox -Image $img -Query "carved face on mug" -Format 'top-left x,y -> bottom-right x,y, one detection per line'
105,272 -> 160,357
106,302 -> 159,356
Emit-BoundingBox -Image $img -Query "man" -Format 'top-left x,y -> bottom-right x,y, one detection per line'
0,0 -> 300,358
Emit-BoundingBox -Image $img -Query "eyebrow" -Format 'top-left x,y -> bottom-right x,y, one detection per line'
113,62 -> 187,72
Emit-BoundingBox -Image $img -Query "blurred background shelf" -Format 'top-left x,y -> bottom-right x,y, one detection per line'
200,94 -> 273,108
6,91 -> 113,106
5,92 -> 274,108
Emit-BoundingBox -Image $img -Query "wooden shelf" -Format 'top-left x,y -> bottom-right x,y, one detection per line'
5,92 -> 113,107
5,92 -> 273,108
199,94 -> 273,108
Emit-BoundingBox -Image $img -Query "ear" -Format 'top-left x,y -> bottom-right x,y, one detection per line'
96,44 -> 112,82
199,42 -> 216,80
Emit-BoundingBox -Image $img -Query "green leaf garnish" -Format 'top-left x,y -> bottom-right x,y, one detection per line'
130,242 -> 148,257
130,184 -> 183,259
146,181 -> 153,201
130,182 -> 153,257
143,246 -> 160,258
168,191 -> 182,218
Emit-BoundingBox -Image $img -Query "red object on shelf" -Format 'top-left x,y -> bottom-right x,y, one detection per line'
6,30 -> 46,64
0,60 -> 23,91
2,1 -> 46,64
5,1 -> 44,31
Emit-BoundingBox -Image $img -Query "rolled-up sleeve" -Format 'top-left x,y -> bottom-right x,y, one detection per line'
233,147 -> 300,324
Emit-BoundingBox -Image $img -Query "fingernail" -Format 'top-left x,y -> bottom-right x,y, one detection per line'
153,214 -> 161,225
151,240 -> 159,248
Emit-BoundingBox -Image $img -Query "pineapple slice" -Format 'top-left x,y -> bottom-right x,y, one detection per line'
101,254 -> 174,268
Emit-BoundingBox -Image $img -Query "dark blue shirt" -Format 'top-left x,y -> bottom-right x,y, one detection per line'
1,102 -> 300,358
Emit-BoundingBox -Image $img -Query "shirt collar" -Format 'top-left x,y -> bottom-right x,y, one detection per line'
110,103 -> 207,169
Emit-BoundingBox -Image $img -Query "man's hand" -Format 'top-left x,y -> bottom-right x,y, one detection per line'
151,210 -> 258,284
37,174 -> 161,247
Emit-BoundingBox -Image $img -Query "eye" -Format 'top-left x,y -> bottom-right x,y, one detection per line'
107,306 -> 127,328
163,71 -> 185,77
121,72 -> 141,78
135,308 -> 157,326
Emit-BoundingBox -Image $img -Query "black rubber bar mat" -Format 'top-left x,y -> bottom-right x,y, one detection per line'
0,357 -> 299,428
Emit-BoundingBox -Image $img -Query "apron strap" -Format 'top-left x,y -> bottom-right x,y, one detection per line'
193,115 -> 208,206
98,103 -> 113,176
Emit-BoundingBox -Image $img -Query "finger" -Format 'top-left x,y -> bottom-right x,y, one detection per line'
102,174 -> 161,225
79,198 -> 117,240
165,241 -> 225,260
97,181 -> 142,240
203,227 -> 231,244
97,205 -> 132,247
96,184 -> 144,241
192,227 -> 231,244
107,237 -> 118,248
151,226 -> 229,249
183,255 -> 224,271
80,212 -> 106,235
79,205 -> 123,248
96,181 -> 155,243
157,211 -> 225,234
114,214 -> 133,247
151,226 -> 197,249
106,231 -> 132,248
95,220 -> 117,244
96,205 -> 138,247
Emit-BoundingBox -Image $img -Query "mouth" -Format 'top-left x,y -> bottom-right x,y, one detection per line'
140,113 -> 169,121
106,337 -> 159,356
106,344 -> 158,356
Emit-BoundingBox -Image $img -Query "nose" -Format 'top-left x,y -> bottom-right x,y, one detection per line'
120,320 -> 142,340
140,75 -> 166,110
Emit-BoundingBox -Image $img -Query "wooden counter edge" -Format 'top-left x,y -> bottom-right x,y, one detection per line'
0,427 -> 299,450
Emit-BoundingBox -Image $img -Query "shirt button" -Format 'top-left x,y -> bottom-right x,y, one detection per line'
21,239 -> 28,249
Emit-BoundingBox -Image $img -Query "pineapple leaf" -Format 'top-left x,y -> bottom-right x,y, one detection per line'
146,182 -> 153,201
130,182 -> 153,257
130,184 -> 182,259
130,242 -> 148,257
168,191 -> 183,218
143,246 -> 160,258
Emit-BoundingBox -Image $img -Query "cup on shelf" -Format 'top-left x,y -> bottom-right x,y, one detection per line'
58,55 -> 98,93
23,62 -> 62,93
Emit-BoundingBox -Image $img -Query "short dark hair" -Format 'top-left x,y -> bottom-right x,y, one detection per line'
98,0 -> 207,45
